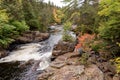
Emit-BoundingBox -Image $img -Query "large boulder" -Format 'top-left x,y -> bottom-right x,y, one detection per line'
38,65 -> 104,80
52,41 -> 75,58
16,31 -> 50,44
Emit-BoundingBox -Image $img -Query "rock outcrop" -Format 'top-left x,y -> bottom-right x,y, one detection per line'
16,31 -> 50,44
38,52 -> 104,80
52,41 -> 75,58
38,51 -> 120,80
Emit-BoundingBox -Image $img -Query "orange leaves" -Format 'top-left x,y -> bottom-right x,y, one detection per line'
75,33 -> 95,51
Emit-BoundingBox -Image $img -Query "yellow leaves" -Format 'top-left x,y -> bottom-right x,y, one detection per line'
116,42 -> 120,47
98,0 -> 120,16
68,11 -> 80,22
53,8 -> 64,23
114,57 -> 120,73
98,8 -> 109,16
0,6 -> 9,22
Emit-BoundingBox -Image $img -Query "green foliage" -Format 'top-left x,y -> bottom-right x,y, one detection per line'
2,0 -> 24,21
62,32 -> 74,42
0,38 -> 14,48
0,23 -> 16,38
22,0 -> 56,31
79,53 -> 89,65
0,23 -> 16,48
63,21 -> 72,31
98,0 -> 120,41
63,21 -> 74,42
63,0 -> 99,34
90,40 -> 107,52
11,21 -> 29,33
0,0 -> 57,48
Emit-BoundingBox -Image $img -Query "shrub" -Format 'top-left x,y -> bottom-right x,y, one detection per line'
98,0 -> 120,42
63,21 -> 72,31
62,32 -> 74,42
11,21 -> 29,33
0,21 -> 29,48
90,40 -> 107,52
0,23 -> 17,38
0,38 -> 14,48
79,52 -> 89,65
63,21 -> 74,42
75,33 -> 95,52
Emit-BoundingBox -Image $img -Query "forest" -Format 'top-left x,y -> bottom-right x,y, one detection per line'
0,0 -> 120,80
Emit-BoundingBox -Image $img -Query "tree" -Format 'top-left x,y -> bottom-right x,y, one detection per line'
62,0 -> 99,33
98,0 -> 120,42
53,8 -> 64,24
1,0 -> 24,21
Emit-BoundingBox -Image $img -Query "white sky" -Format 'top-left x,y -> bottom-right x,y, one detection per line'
44,0 -> 66,7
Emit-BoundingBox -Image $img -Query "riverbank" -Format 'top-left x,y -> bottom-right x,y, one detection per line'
0,31 -> 50,58
38,51 -> 120,80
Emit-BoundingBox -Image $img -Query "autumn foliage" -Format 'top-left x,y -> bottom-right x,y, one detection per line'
53,8 -> 64,24
75,33 -> 95,52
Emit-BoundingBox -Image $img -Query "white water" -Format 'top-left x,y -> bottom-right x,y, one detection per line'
0,26 -> 63,70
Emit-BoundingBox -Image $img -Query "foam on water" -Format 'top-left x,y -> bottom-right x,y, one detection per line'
0,26 -> 63,70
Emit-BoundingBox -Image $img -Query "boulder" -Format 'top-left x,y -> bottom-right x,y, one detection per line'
38,65 -> 104,80
84,65 -> 104,80
16,31 -> 50,44
52,41 -> 75,58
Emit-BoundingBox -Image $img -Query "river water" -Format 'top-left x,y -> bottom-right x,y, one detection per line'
0,26 -> 63,80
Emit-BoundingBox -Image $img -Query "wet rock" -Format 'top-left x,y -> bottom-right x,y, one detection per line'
52,41 -> 75,58
0,47 -> 7,58
16,31 -> 50,44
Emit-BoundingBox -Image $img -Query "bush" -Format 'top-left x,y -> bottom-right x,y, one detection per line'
11,21 -> 29,33
62,21 -> 74,42
98,0 -> 120,42
79,53 -> 89,65
63,21 -> 72,31
0,38 -> 14,48
0,23 -> 16,48
98,22 -> 120,41
75,33 -> 95,52
74,24 -> 96,35
0,21 -> 29,48
0,23 -> 17,38
62,32 -> 74,42
90,40 -> 107,52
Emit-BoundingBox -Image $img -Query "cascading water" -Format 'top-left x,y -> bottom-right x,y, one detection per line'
0,26 -> 63,80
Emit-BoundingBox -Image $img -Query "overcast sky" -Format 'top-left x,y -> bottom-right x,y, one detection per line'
44,0 -> 66,7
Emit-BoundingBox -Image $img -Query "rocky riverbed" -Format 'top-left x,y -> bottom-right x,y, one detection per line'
38,50 -> 120,80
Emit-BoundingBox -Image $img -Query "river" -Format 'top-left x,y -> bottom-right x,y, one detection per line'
0,25 -> 63,80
